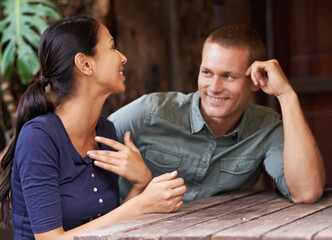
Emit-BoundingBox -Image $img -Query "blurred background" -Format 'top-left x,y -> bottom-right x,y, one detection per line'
0,0 -> 331,238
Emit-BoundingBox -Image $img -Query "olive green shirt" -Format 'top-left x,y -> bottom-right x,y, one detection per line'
108,91 -> 291,202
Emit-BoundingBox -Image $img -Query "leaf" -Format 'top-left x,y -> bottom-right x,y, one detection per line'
1,40 -> 16,79
0,0 -> 61,84
17,41 -> 39,84
21,24 -> 41,48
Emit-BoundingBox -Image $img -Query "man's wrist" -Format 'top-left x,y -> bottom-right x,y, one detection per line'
276,89 -> 298,105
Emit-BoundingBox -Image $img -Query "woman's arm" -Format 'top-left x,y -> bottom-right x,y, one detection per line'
35,171 -> 186,240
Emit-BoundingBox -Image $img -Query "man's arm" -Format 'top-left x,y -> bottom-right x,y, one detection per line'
247,59 -> 325,203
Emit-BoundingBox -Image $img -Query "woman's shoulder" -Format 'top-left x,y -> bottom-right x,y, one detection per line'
97,116 -> 117,139
19,112 -> 63,142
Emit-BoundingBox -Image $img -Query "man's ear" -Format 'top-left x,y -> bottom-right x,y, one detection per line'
74,53 -> 93,76
250,79 -> 261,92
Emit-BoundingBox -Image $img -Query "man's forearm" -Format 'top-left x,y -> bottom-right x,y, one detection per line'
278,90 -> 325,203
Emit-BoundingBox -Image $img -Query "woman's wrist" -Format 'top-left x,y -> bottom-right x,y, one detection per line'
129,193 -> 150,215
132,169 -> 152,190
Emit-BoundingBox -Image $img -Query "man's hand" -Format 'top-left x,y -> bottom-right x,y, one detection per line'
87,131 -> 152,190
246,59 -> 294,98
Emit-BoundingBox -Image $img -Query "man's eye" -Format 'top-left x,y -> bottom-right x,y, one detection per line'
202,71 -> 211,76
224,75 -> 234,80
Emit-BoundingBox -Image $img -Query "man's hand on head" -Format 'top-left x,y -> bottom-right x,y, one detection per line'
246,59 -> 294,99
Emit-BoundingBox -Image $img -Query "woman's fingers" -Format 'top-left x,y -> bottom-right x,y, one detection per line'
87,150 -> 126,161
95,136 -> 126,151
172,184 -> 187,196
151,171 -> 178,183
123,131 -> 140,153
93,160 -> 120,173
169,177 -> 184,188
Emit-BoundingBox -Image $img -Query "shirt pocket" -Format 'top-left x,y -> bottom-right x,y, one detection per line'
145,145 -> 181,170
220,156 -> 255,175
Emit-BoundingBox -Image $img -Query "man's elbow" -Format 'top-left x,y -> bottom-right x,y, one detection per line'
291,187 -> 324,203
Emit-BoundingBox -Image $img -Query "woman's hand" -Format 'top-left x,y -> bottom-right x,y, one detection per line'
137,171 -> 187,214
87,131 -> 152,190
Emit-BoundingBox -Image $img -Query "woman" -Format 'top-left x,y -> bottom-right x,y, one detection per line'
0,15 -> 186,240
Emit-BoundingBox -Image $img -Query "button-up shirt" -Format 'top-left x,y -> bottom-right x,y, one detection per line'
11,113 -> 119,239
109,91 -> 291,202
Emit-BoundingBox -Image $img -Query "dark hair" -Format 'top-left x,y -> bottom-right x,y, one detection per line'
0,15 -> 100,227
204,24 -> 266,66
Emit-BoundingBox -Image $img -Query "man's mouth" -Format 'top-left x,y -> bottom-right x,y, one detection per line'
208,95 -> 230,102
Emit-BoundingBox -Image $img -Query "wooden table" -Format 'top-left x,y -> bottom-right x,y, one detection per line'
75,190 -> 332,240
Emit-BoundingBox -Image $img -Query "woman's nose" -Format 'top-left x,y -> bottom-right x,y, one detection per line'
120,51 -> 127,64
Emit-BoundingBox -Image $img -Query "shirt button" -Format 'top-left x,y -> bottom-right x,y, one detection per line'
97,213 -> 101,217
91,173 -> 95,178
202,163 -> 208,169
99,198 -> 103,203
93,187 -> 98,192
193,186 -> 199,192
89,218 -> 93,221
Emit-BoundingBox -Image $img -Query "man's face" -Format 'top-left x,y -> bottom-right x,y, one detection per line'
198,42 -> 255,125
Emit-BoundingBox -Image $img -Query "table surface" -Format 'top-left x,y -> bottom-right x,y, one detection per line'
75,190 -> 332,240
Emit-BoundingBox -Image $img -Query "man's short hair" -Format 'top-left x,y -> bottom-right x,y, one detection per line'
204,24 -> 266,66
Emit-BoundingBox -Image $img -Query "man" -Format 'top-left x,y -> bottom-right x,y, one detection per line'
108,24 -> 325,203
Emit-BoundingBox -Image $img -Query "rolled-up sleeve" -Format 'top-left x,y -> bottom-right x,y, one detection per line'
263,124 -> 292,201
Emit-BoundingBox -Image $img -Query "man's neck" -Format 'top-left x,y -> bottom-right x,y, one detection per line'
206,117 -> 240,138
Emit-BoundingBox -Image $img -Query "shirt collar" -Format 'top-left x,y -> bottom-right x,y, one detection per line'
231,105 -> 250,141
189,91 -> 206,133
189,91 -> 249,141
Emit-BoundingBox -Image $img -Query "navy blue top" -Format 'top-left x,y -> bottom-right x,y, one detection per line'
11,113 -> 119,239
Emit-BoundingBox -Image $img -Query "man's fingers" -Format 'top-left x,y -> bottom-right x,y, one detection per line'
95,136 -> 126,151
246,65 -> 260,86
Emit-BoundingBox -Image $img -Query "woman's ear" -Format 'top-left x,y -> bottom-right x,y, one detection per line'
74,53 -> 93,76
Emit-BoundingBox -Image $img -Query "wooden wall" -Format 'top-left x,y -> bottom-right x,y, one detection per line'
102,0 -> 214,114
272,0 -> 332,184
103,0 -> 332,185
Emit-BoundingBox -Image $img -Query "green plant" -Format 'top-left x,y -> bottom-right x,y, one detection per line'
0,0 -> 60,84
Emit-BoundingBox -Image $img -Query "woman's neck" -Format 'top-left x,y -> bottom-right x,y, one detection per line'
55,95 -> 106,157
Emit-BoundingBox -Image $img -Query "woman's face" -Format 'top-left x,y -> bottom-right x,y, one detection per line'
91,24 -> 127,94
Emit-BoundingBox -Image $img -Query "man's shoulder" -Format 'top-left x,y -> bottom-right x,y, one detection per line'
148,91 -> 195,109
141,91 -> 195,127
109,91 -> 196,127
245,103 -> 282,128
237,104 -> 283,141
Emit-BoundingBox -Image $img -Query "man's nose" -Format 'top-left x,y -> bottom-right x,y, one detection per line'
209,76 -> 223,92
